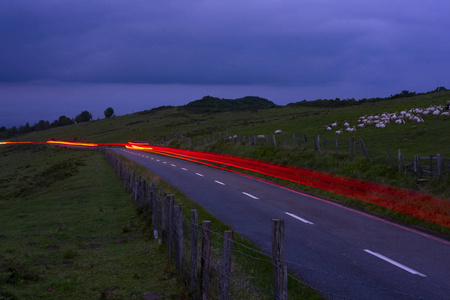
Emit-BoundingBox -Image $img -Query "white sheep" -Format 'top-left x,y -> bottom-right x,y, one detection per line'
335,129 -> 343,135
274,130 -> 283,135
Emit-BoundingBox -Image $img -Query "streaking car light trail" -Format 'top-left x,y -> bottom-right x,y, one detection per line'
127,144 -> 450,227
47,140 -> 98,147
2,140 -> 449,227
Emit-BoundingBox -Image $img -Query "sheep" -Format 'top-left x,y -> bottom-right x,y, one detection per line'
335,129 -> 343,135
326,126 -> 332,131
331,121 -> 338,127
257,135 -> 266,139
343,122 -> 350,127
345,126 -> 356,132
274,130 -> 283,135
441,111 -> 450,116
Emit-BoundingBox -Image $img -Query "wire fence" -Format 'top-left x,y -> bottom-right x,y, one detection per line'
101,148 -> 425,300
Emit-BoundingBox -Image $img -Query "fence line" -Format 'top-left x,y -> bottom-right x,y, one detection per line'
162,132 -> 450,180
98,148 -> 426,299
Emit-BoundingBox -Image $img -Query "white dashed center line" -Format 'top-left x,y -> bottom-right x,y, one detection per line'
181,168 -> 188,171
171,164 -> 176,167
364,249 -> 426,277
163,162 -> 167,164
242,192 -> 259,199
285,212 -> 314,225
215,180 -> 225,185
196,173 -> 204,177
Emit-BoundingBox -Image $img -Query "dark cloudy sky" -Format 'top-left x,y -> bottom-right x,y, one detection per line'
1,0 -> 449,128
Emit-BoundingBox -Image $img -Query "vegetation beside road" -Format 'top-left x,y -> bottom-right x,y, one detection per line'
0,145 -> 188,299
4,90 -> 450,235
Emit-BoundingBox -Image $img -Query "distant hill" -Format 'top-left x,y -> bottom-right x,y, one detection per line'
183,96 -> 278,113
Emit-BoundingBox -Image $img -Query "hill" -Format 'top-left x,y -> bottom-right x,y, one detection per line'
182,95 -> 277,113
4,90 -> 450,234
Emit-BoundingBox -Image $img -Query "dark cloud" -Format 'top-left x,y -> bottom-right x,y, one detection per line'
1,0 -> 449,127
1,0 -> 448,87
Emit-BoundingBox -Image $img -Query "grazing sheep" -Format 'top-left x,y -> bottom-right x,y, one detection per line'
257,135 -> 266,139
331,121 -> 337,127
326,126 -> 332,131
274,130 -> 283,135
335,129 -> 343,135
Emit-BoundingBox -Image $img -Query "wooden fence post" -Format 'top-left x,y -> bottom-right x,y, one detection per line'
219,230 -> 233,300
359,138 -> 370,160
151,184 -> 157,228
352,137 -> 356,157
174,204 -> 183,274
398,149 -> 402,173
168,195 -> 174,261
272,219 -> 287,300
191,210 -> 199,294
200,221 -> 212,300
317,135 -> 321,153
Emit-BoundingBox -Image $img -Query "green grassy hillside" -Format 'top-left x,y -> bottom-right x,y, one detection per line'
7,91 -> 450,234
15,91 -> 449,157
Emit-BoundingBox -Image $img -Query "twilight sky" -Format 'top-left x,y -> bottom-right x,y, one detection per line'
1,0 -> 449,128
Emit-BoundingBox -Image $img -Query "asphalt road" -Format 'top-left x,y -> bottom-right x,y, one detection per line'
114,148 -> 450,299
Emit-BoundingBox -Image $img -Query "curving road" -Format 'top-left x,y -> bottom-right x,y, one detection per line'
115,148 -> 450,299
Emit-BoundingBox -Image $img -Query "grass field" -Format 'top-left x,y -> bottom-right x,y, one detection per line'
2,91 -> 449,297
0,145 -> 188,299
7,91 -> 450,235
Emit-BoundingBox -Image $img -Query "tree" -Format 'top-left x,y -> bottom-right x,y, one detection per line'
104,107 -> 115,118
18,122 -> 31,134
32,120 -> 50,131
58,115 -> 74,126
75,110 -> 93,123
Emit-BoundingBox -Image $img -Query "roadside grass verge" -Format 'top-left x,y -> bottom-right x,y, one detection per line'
113,151 -> 325,299
200,142 -> 450,237
0,145 -> 188,299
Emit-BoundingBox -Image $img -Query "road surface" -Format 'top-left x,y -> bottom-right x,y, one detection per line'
115,148 -> 450,299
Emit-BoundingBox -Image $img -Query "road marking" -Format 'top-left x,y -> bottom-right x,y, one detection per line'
151,158 -> 154,160
242,192 -> 259,200
215,180 -> 225,185
163,162 -> 167,164
156,159 -> 160,162
171,164 -> 176,167
181,168 -> 188,171
196,173 -> 204,177
364,249 -> 426,277
285,212 -> 314,225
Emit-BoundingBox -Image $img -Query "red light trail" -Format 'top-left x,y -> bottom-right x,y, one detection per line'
2,140 -> 449,227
